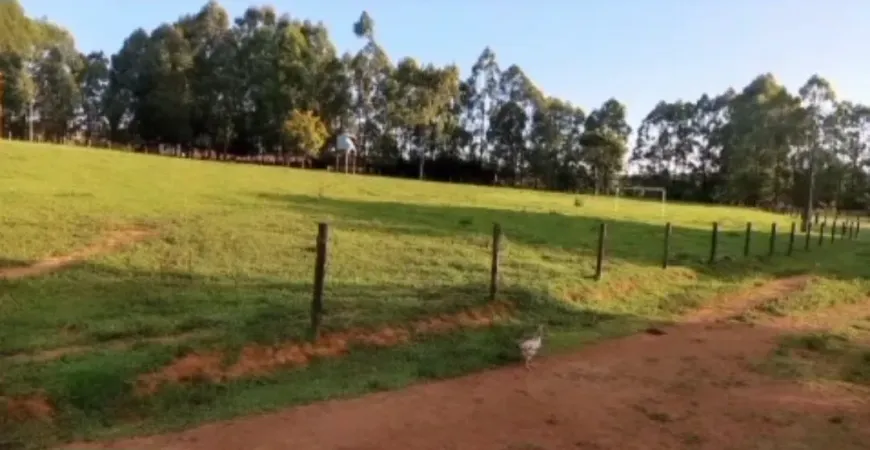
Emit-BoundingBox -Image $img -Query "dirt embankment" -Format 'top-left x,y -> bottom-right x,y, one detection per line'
135,301 -> 515,395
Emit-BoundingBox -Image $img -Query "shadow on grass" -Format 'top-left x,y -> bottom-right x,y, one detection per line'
253,193 -> 870,282
0,270 -> 654,450
0,260 -> 647,358
0,258 -> 30,270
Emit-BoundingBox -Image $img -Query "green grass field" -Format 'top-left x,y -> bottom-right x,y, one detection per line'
2,140 -> 869,448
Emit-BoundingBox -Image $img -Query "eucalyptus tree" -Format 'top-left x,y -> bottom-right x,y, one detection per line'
798,75 -> 838,226
350,11 -> 392,163
581,99 -> 631,194
78,51 -> 109,144
466,47 -> 500,166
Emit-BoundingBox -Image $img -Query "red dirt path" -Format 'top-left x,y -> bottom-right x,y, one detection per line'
63,277 -> 870,450
0,228 -> 154,280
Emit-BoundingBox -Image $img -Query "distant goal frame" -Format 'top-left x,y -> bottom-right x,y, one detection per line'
613,186 -> 668,217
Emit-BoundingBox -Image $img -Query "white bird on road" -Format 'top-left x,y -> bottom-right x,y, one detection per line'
518,324 -> 545,370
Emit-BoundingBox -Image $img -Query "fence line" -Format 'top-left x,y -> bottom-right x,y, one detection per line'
304,217 -> 862,339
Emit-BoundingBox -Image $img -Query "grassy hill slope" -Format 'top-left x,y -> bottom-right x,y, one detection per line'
1,141 -> 868,448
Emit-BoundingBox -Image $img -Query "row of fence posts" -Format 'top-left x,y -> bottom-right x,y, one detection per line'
592,219 -> 860,281
693,219 -> 859,270
307,218 -> 861,339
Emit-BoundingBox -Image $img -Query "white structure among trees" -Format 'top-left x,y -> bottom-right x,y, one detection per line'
334,133 -> 357,174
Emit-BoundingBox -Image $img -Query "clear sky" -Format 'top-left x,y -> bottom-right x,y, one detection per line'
18,0 -> 870,130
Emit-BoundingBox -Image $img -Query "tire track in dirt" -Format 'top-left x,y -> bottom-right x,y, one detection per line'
0,228 -> 156,280
61,274 -> 870,450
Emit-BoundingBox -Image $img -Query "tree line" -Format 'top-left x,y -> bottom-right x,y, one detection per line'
1,0 -> 868,214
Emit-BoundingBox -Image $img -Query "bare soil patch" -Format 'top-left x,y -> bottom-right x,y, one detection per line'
0,392 -> 54,422
684,274 -> 812,323
0,228 -> 155,280
135,301 -> 515,395
63,274 -> 870,450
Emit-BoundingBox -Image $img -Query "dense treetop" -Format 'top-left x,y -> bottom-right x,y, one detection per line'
1,0 -> 868,211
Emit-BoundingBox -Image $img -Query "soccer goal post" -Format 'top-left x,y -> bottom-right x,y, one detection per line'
614,186 -> 667,217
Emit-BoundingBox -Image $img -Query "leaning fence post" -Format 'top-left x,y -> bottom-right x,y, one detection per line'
743,222 -> 752,257
804,223 -> 812,251
662,222 -> 671,269
594,222 -> 606,280
489,223 -> 502,301
818,222 -> 826,247
709,222 -> 719,264
768,223 -> 777,257
787,222 -> 796,256
311,222 -> 329,340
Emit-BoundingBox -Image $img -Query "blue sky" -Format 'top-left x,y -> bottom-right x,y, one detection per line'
19,0 -> 870,130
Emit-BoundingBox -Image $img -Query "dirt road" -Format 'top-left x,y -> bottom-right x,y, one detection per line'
65,313 -> 870,450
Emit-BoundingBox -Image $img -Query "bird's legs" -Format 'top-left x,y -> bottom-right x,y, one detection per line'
524,356 -> 533,370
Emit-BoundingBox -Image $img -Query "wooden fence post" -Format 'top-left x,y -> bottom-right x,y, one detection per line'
787,222 -> 796,256
857,219 -> 861,238
768,223 -> 777,257
830,220 -> 836,243
709,222 -> 719,264
841,221 -> 847,239
594,223 -> 606,280
804,223 -> 812,251
489,223 -> 502,301
818,222 -> 825,247
311,222 -> 329,340
662,222 -> 671,269
743,222 -> 752,257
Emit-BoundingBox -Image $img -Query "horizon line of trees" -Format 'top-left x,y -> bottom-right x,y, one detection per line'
2,0 -> 869,212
